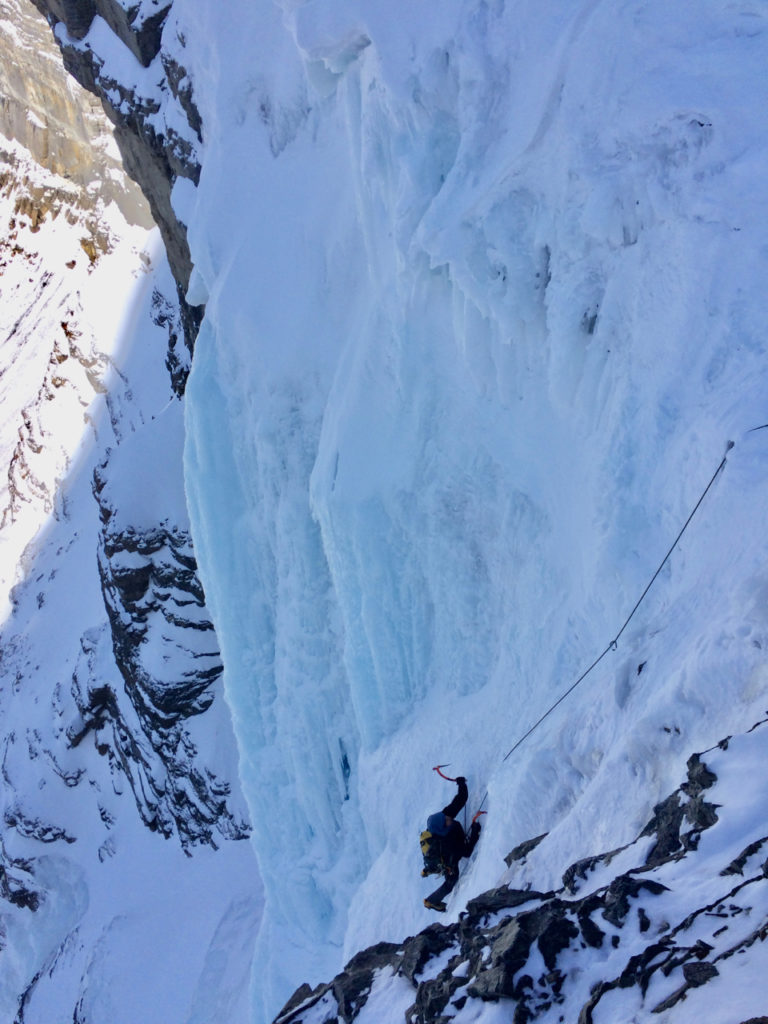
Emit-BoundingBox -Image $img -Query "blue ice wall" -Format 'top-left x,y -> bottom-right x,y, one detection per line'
181,2 -> 768,1020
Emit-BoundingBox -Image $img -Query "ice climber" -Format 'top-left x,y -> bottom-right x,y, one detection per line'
422,776 -> 482,912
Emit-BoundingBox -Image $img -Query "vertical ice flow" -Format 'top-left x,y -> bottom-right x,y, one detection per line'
181,1 -> 768,1018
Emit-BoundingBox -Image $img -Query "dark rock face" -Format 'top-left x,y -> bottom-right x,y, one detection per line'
69,453 -> 250,848
36,0 -> 172,66
640,753 -> 719,866
504,831 -> 548,868
274,719 -> 768,1024
29,0 -> 203,390
0,844 -> 41,911
152,283 -> 202,396
96,518 -> 219,723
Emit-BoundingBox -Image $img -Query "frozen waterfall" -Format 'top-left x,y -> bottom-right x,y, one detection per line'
177,1 -> 768,1019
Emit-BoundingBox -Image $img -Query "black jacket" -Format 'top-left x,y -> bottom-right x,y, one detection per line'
436,778 -> 481,872
440,818 -> 481,872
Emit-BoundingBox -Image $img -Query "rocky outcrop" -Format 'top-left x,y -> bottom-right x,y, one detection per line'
274,720 -> 768,1024
67,619 -> 248,848
0,0 -> 151,224
35,0 -> 172,66
56,435 -> 252,849
27,0 -> 204,387
94,514 -> 221,725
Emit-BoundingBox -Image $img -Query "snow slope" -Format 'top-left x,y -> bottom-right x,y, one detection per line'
275,714 -> 768,1024
0,127 -> 260,1022
170,0 -> 768,1019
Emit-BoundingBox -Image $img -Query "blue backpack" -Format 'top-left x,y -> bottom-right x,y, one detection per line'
420,813 -> 449,875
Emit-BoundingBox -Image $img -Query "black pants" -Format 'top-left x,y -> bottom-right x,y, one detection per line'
427,866 -> 459,904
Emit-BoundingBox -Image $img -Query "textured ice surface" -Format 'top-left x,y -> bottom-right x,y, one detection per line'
175,0 -> 768,1019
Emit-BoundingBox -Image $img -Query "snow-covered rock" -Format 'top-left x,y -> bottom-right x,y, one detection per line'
29,0 -> 205,385
275,717 -> 768,1024
0,5 -> 260,1021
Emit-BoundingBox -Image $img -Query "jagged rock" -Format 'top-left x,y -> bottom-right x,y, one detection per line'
505,832 -> 548,867
29,0 -> 204,385
640,752 -> 719,867
562,838 -> 636,894
465,886 -> 550,919
641,792 -> 687,865
332,942 -> 402,1022
683,752 -> 717,795
721,836 -> 768,876
576,892 -> 607,948
67,0 -> 172,67
532,903 -> 580,970
96,521 -> 221,719
409,970 -> 465,1024
467,900 -> 579,1002
399,923 -> 455,983
0,839 -> 40,912
564,851 -> 608,893
3,807 -> 75,844
275,726 -> 768,1024
276,943 -> 405,1024
150,286 -> 195,407
682,960 -> 718,986
602,875 -> 668,928
74,633 -> 246,847
163,53 -> 202,139
274,982 -> 325,1023
58,39 -> 197,291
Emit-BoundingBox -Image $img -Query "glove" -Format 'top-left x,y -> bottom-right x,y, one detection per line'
456,776 -> 467,785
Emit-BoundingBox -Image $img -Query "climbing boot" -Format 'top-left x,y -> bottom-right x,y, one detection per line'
423,899 -> 446,912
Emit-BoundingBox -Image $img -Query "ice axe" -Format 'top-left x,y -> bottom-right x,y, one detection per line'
433,764 -> 457,782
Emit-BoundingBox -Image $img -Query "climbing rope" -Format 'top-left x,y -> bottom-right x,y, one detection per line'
435,435 -> 754,819
423,440 -> 739,904
498,439 -> 734,766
